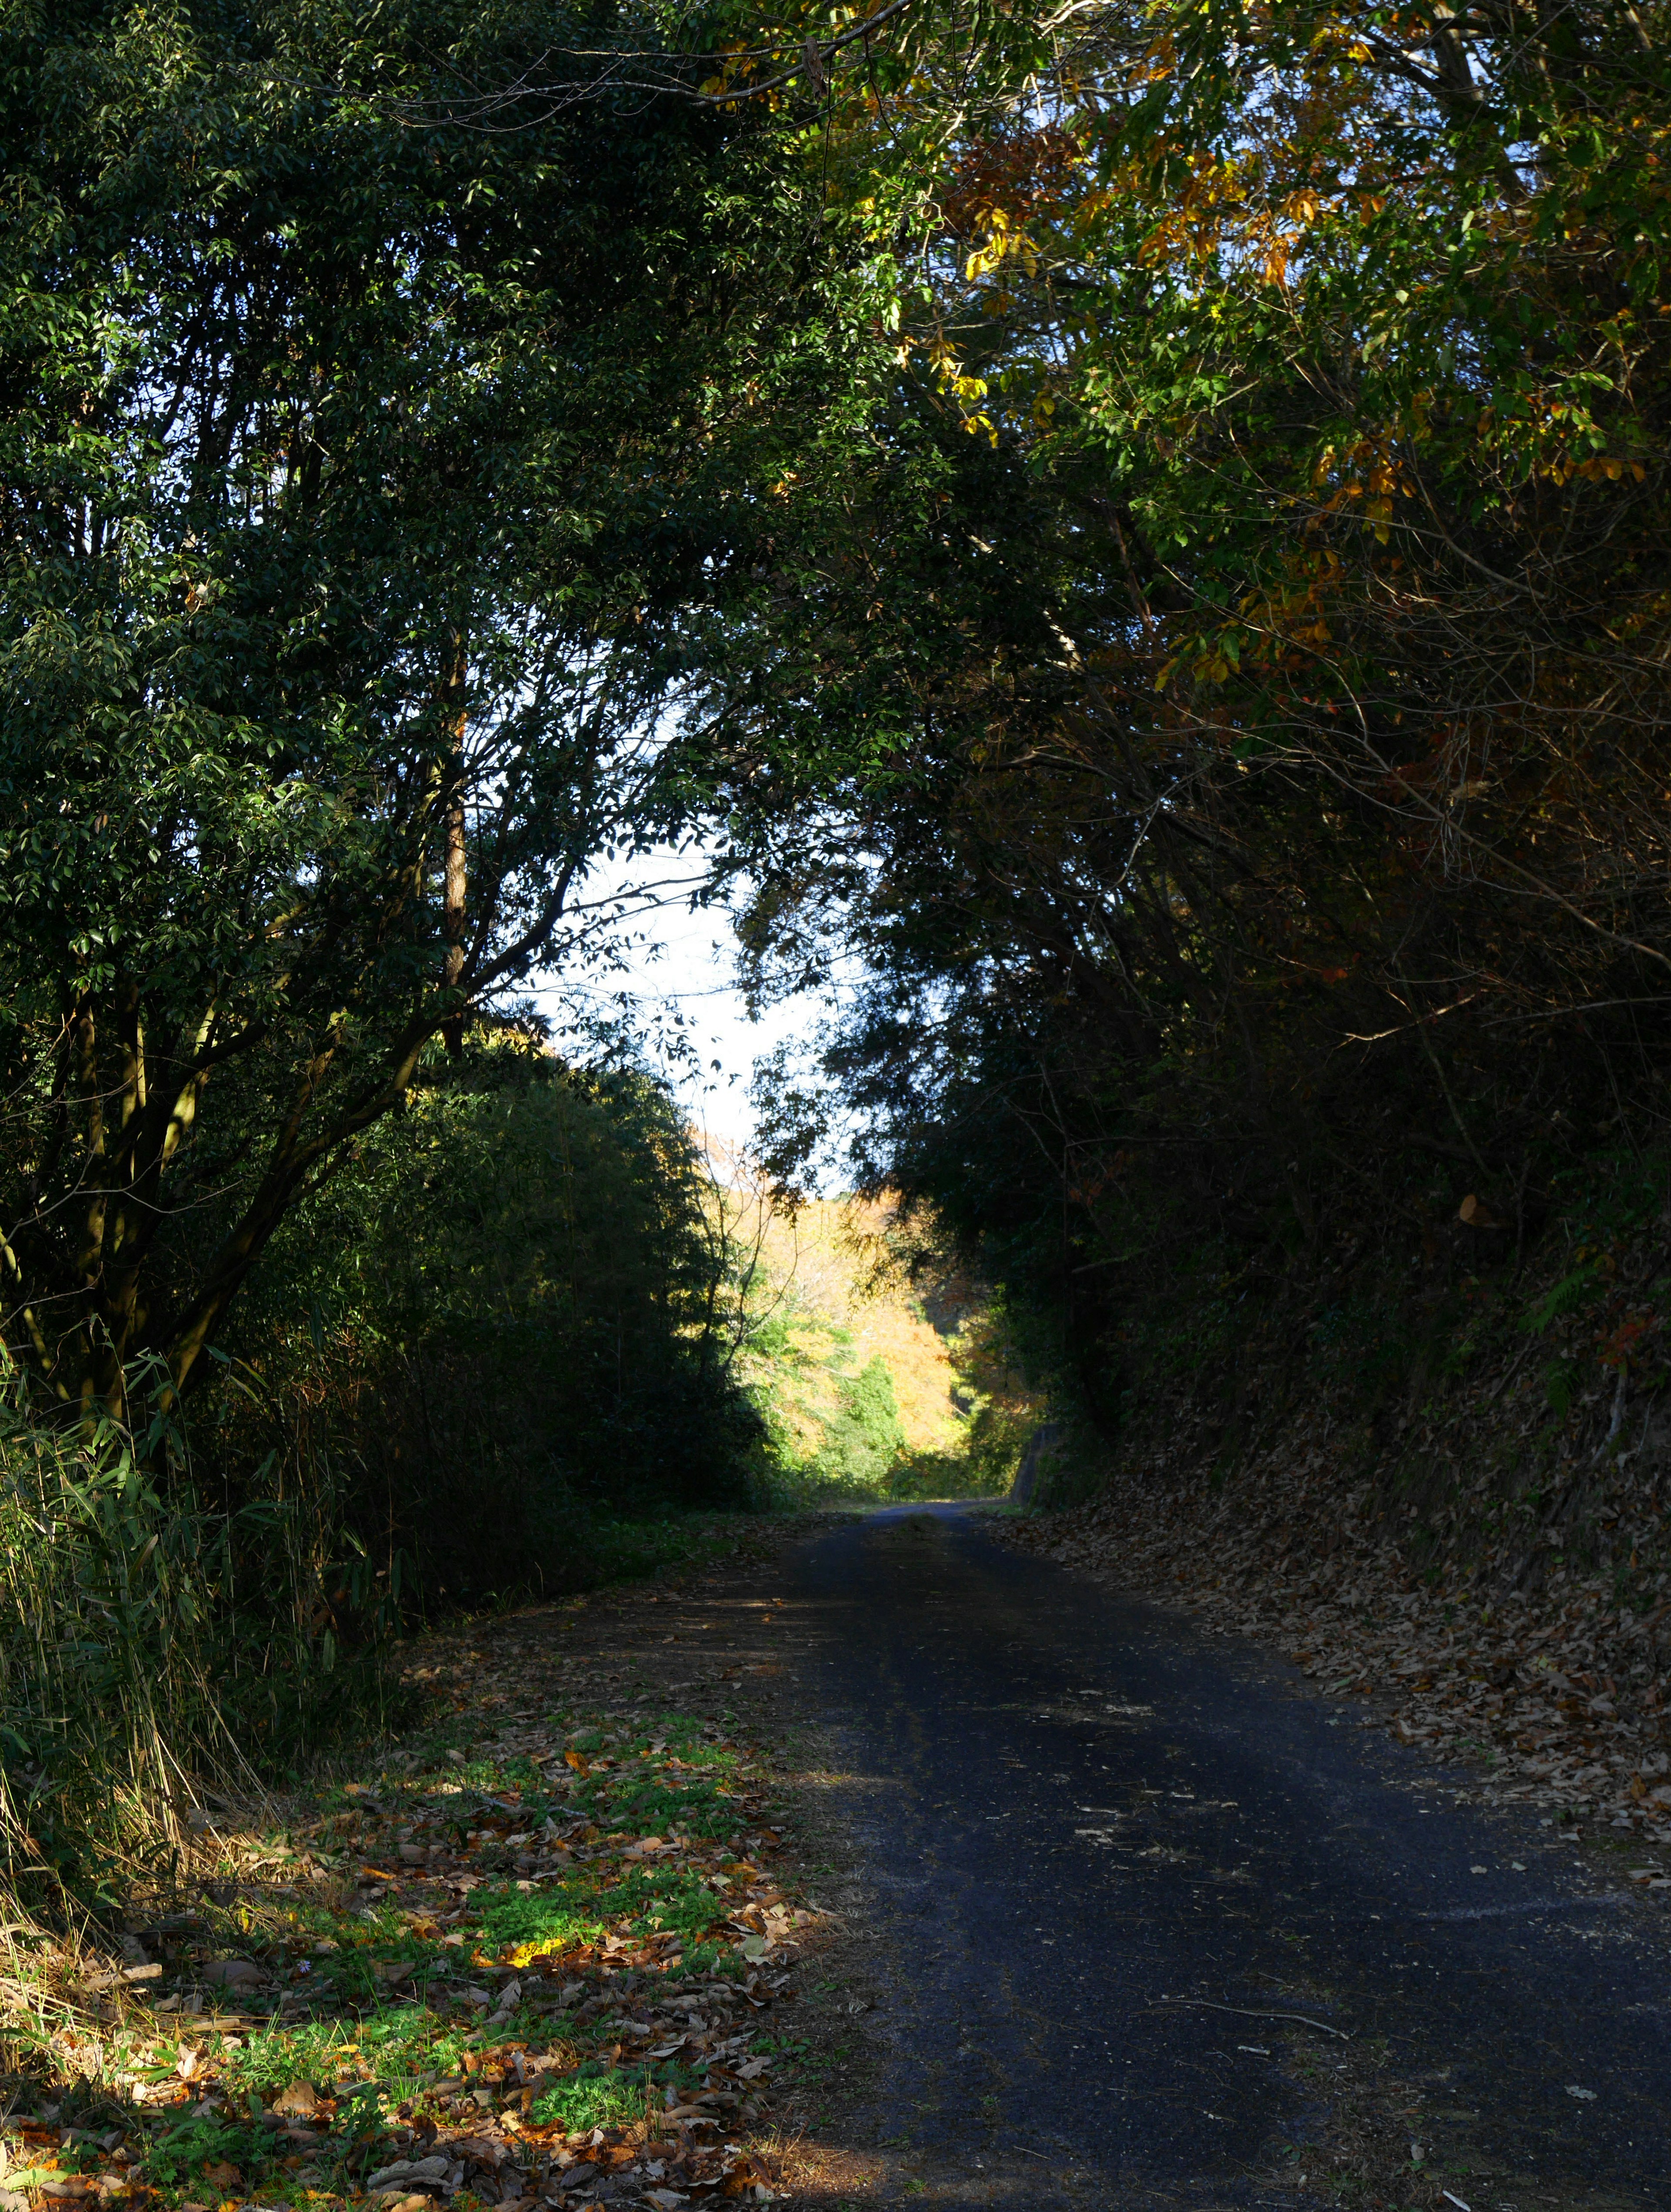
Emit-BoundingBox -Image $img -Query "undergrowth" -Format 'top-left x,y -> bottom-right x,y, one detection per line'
0,1667 -> 803,2211
1038,1143 -> 1671,1597
0,1358 -> 394,1927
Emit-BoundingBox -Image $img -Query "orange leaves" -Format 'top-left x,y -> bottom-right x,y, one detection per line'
1129,149 -> 1349,287
1311,434 -> 1416,543
1157,549 -> 1344,691
941,123 -> 1084,244
1259,186 -> 1330,288
1137,151 -> 1245,270
1112,27 -> 1176,91
1598,1313 -> 1657,1374
1545,450 -> 1648,487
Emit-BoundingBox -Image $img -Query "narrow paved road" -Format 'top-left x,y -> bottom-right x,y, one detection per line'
770,1506 -> 1671,2211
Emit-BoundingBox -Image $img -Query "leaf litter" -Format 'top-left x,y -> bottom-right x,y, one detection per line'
1004,1409 -> 1671,1863
2,1595 -> 835,2212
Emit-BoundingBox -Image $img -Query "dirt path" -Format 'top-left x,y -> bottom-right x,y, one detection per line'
29,1506 -> 1671,2212
755,1506 -> 1671,2212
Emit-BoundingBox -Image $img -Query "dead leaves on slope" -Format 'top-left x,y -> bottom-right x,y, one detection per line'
1007,1420 -> 1671,1854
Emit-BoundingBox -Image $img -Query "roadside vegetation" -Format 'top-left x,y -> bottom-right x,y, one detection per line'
2,0 -> 1669,2195
0,1586 -> 818,2212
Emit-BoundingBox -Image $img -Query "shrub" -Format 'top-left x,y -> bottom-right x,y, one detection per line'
208,1041 -> 770,1605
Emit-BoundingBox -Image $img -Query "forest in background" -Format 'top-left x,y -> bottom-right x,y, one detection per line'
1,0 -> 1668,1925
723,1187 -> 1041,1497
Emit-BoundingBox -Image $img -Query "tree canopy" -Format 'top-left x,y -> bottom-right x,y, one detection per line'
695,0 -> 1671,1408
0,0 -> 889,1406
5,0 -> 1671,1437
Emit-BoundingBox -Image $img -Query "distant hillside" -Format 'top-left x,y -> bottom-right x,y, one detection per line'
716,1178 -> 1041,1499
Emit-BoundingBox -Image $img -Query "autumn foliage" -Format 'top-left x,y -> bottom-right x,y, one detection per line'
711,0 -> 1671,1467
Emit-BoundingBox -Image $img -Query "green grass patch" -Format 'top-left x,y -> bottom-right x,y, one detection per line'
530,2065 -> 656,2134
134,2115 -> 269,2194
560,1721 -> 749,1841
226,2007 -> 474,2097
105,1693 -> 767,2207
476,1881 -> 611,1958
476,1860 -> 737,1977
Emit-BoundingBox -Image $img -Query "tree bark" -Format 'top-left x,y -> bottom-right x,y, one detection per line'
442,633 -> 468,1058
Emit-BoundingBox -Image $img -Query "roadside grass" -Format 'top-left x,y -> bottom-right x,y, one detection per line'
0,1665 -> 811,2212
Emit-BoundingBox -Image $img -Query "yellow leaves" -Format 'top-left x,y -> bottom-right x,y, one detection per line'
1311,433 -> 1413,539
1155,633 -> 1242,690
963,206 -> 1039,282
1137,160 -> 1343,288
926,336 -> 997,444
506,1935 -> 570,1969
1128,30 -> 1175,87
1585,451 -> 1637,481
699,39 -> 754,100
1547,452 -> 1647,486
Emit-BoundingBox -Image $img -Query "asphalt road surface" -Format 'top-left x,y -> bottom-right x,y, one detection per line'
770,1505 -> 1671,2211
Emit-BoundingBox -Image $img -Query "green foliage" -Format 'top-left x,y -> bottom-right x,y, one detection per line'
959,1400 -> 1033,1493
559,1731 -> 748,1841
738,1305 -> 897,1499
0,0 -> 889,1406
1524,1267 -> 1603,1337
813,1355 -> 906,1489
138,2115 -> 268,2194
1544,1360 -> 1580,1420
531,2066 -> 655,2134
215,1041 -> 770,1600
227,2011 -> 476,2100
0,1360 -> 392,1914
480,1862 -> 729,1963
0,1046 -> 769,1912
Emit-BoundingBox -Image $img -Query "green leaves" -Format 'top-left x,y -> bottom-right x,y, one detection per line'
0,0 -> 886,1398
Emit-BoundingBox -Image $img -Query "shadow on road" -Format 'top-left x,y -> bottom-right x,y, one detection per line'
770,1504 -> 1666,2211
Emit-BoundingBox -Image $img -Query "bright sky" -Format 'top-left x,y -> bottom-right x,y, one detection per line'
534,844 -> 832,1165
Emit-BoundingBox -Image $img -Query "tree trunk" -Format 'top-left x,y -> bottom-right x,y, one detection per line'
442,634 -> 468,1058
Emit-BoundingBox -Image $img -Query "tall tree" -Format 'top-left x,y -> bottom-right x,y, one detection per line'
688,0 -> 1671,1382
0,0 -> 884,1409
